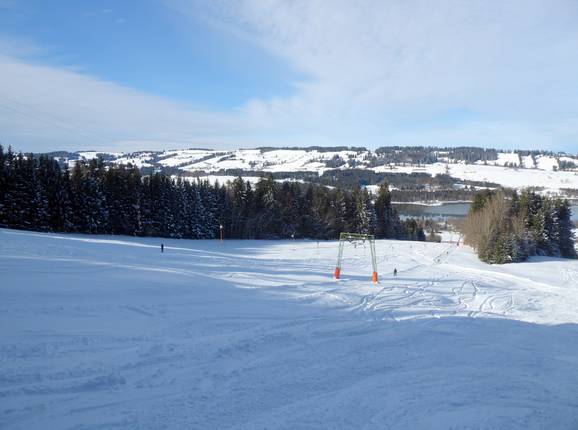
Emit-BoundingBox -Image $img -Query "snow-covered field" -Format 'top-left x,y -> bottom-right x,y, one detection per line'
1,229 -> 578,429
62,148 -> 578,194
374,162 -> 578,194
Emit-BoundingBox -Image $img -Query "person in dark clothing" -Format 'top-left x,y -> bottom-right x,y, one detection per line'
393,268 -> 397,277
161,243 -> 164,253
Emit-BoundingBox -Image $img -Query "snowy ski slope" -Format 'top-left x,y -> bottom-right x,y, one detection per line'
1,229 -> 578,429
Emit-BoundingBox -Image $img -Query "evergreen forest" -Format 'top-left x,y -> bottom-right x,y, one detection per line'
0,146 -> 425,241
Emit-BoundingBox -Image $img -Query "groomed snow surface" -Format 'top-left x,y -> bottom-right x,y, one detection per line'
1,229 -> 578,429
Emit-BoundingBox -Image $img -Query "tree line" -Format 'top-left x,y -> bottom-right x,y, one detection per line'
372,146 -> 500,165
462,189 -> 576,263
0,146 -> 425,241
212,168 -> 500,202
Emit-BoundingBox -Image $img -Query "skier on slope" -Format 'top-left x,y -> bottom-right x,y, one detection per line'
394,268 -> 397,277
161,243 -> 164,253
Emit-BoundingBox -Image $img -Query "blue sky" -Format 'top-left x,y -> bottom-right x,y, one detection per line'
1,0 -> 577,153
0,0 -> 299,108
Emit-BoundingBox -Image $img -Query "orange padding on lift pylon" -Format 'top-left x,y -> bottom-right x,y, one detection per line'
372,272 -> 378,284
334,267 -> 341,279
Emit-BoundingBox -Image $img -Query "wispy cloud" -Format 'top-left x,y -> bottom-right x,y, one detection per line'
1,1 -> 578,152
186,0 -> 578,150
0,52 -> 252,151
0,36 -> 43,58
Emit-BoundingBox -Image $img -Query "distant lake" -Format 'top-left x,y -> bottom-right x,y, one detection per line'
393,202 -> 578,221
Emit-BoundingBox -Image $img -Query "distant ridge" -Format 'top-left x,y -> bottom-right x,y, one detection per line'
36,145 -> 578,196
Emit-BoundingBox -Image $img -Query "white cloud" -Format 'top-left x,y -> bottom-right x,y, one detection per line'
193,0 -> 578,151
0,53 -> 255,151
2,1 -> 578,153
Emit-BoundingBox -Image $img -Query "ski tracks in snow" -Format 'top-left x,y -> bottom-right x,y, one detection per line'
345,242 -> 519,322
2,230 -> 578,429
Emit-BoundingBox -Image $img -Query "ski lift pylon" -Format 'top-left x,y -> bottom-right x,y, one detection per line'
334,232 -> 378,284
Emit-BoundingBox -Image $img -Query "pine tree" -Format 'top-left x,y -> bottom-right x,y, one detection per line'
374,182 -> 396,238
326,187 -> 347,237
58,167 -> 75,232
229,177 -> 249,238
29,155 -> 50,231
189,181 -> 206,239
198,179 -> 219,239
0,145 -> 10,225
70,161 -> 108,233
556,199 -> 577,258
310,185 -> 330,239
352,186 -> 373,234
298,185 -> 316,238
253,176 -> 280,238
103,164 -> 142,235
279,182 -> 299,238
6,153 -> 47,230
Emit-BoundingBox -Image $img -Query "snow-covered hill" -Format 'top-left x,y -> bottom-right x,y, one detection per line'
375,162 -> 578,194
2,229 -> 578,429
70,148 -> 368,174
52,147 -> 578,193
